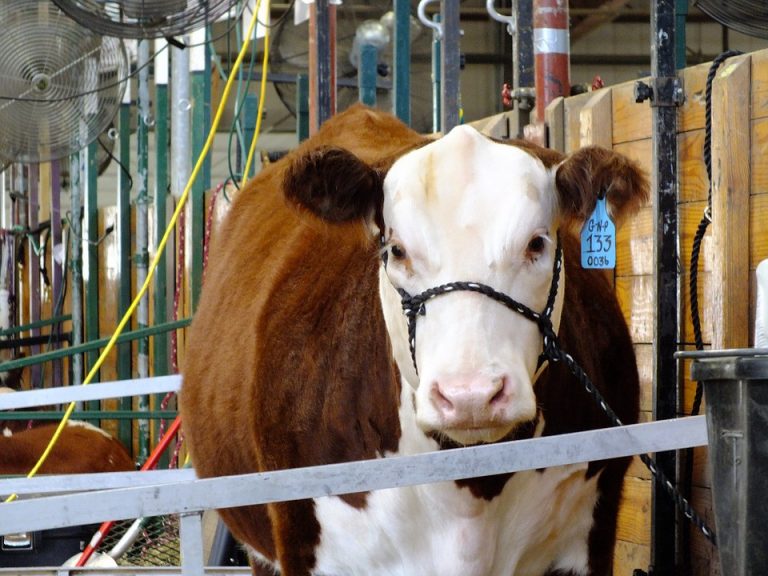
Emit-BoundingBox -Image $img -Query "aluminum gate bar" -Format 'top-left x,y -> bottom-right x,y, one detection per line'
2,416 -> 708,535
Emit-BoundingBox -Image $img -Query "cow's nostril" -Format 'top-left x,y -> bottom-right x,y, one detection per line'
430,382 -> 454,413
490,376 -> 508,406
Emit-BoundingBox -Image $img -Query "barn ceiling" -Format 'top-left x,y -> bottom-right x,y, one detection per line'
268,1 -> 716,44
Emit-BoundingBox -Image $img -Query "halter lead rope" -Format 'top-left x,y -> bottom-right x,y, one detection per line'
389,232 -> 716,545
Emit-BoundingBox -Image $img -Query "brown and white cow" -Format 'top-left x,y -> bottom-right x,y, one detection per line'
0,421 -> 135,475
181,104 -> 647,576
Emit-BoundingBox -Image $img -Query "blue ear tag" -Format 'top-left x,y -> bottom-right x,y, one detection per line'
580,196 -> 616,269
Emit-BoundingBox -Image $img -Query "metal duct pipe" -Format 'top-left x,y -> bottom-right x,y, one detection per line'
533,0 -> 570,121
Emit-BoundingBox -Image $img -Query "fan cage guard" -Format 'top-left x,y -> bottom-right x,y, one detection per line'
0,1 -> 127,164
51,0 -> 239,39
695,0 -> 768,40
98,516 -> 181,567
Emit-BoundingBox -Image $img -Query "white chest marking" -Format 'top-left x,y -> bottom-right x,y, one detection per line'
307,462 -> 598,576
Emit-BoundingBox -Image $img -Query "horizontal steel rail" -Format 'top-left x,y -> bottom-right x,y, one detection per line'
0,315 -> 71,338
0,375 -> 182,410
0,320 -> 191,373
1,416 -> 708,535
1,410 -> 178,420
1,469 -> 196,496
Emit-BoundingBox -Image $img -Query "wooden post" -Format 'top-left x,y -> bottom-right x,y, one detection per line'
579,88 -> 613,149
711,54 -> 751,350
545,96 -> 565,153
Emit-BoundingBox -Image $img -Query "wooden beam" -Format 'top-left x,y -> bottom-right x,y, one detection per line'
571,0 -> 633,42
579,88 -> 613,148
711,54 -> 751,349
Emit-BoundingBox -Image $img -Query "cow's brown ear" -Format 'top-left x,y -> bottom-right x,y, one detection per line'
554,146 -> 649,226
284,145 -> 383,224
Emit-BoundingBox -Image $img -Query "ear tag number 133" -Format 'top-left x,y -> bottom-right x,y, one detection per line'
581,196 -> 616,269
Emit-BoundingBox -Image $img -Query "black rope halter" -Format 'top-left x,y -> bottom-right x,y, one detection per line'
384,229 -> 716,544
395,234 -> 563,376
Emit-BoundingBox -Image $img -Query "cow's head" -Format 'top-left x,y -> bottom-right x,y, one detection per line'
285,125 -> 647,446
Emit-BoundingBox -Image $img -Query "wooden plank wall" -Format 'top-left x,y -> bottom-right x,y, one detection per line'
545,48 -> 768,575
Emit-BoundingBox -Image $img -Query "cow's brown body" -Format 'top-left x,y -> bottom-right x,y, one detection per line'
181,105 -> 644,576
0,422 -> 135,475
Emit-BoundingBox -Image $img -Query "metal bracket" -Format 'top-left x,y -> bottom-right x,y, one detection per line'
634,76 -> 685,107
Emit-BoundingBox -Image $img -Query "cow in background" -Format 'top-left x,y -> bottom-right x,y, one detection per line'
0,420 -> 134,476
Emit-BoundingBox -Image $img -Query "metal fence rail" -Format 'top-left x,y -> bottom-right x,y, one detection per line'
0,376 -> 709,575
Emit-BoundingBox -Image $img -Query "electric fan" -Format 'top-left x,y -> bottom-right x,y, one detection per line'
271,3 -> 435,133
0,1 -> 127,165
695,0 -> 768,39
51,0 -> 239,39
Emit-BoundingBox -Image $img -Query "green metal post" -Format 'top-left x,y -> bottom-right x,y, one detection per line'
393,0 -> 411,124
297,74 -> 310,142
243,93 -> 258,176
190,29 -> 207,312
358,44 -> 378,106
84,140 -> 100,414
117,82 -> 133,448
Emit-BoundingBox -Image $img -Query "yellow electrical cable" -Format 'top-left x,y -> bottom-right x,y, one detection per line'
4,0 -> 264,504
242,4 -> 270,185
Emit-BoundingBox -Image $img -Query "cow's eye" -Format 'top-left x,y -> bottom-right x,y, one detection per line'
391,244 -> 407,260
527,236 -> 546,255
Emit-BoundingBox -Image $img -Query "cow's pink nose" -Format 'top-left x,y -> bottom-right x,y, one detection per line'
429,375 -> 509,425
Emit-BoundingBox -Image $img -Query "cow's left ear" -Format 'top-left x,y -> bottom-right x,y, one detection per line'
554,146 -> 649,225
284,145 -> 384,225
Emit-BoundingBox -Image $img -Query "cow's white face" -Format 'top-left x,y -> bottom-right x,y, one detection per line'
378,126 -> 564,446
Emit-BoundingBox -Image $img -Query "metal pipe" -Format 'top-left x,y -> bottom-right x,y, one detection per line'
650,1 -> 680,573
27,164 -> 41,388
107,517 -> 146,560
153,38 -> 171,470
393,0 -> 411,124
358,44 -> 378,106
431,13 -> 442,133
309,0 -> 336,133
0,315 -> 71,337
486,0 -> 515,33
532,0 -> 570,121
515,0 -> 535,106
51,160 -> 64,389
136,39 -> 151,462
69,152 -> 83,390
84,140 -> 100,414
153,38 -> 170,379
2,410 -> 179,421
0,318 -> 192,373
417,0 -> 442,37
171,40 -> 192,202
296,73 -> 310,142
440,0 -> 461,133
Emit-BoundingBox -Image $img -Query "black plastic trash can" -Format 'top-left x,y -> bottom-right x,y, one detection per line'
691,354 -> 768,576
